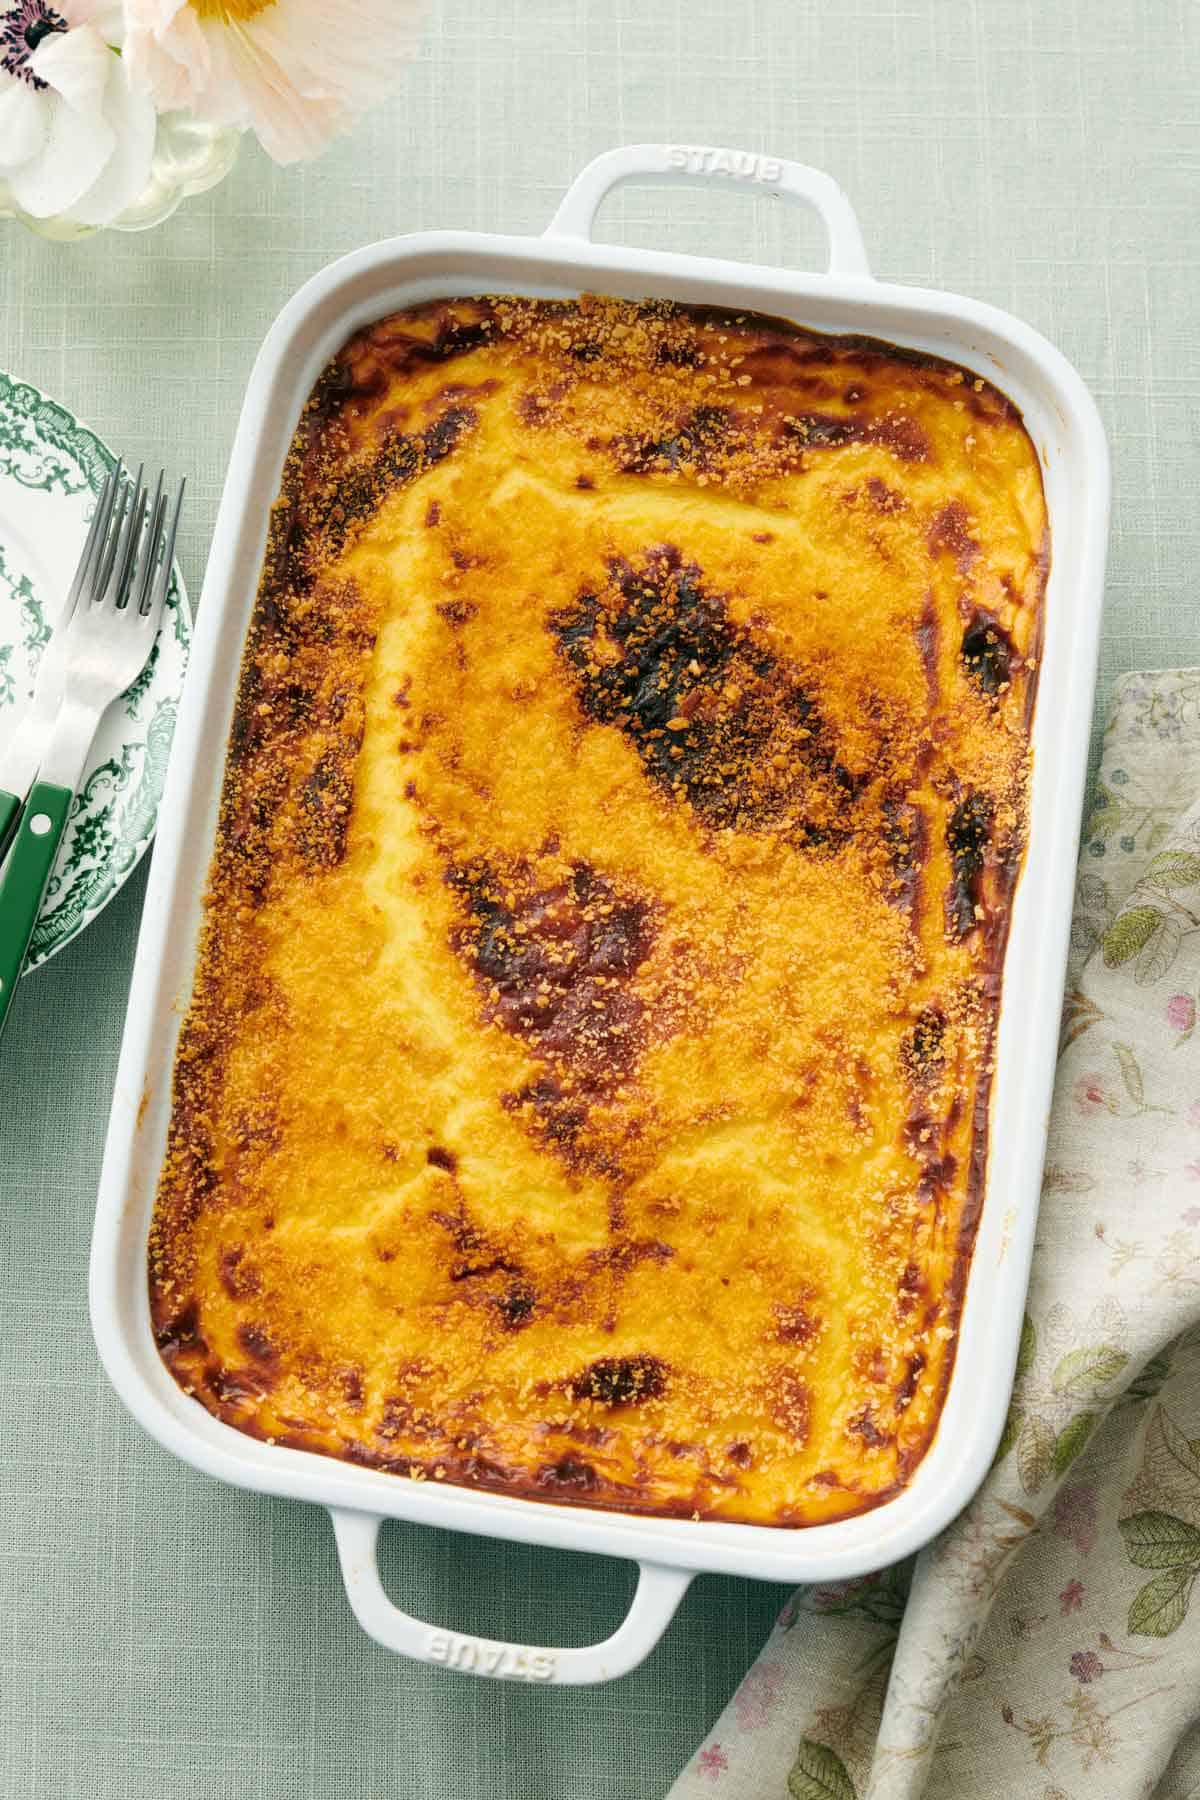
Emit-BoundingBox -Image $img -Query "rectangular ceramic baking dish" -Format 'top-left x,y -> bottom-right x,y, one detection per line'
90,143 -> 1110,1685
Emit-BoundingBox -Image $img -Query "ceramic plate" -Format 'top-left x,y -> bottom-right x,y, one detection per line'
0,371 -> 191,969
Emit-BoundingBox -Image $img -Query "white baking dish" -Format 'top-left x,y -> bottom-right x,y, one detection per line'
89,144 -> 1109,1685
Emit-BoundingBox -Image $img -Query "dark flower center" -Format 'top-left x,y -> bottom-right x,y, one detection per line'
1,0 -> 68,89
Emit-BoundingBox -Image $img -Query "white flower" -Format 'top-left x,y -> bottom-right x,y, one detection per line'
123,0 -> 425,166
0,0 -> 156,223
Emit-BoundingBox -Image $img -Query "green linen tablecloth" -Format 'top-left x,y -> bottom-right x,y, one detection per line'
1,2 -> 1196,1796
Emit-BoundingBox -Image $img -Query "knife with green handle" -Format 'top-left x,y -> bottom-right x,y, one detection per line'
0,788 -> 19,862
0,780 -> 73,1019
0,689 -> 104,1034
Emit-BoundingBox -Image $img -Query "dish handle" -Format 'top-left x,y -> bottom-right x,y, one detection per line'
544,142 -> 871,279
330,1508 -> 693,1684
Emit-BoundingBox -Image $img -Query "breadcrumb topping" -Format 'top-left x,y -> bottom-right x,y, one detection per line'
148,295 -> 1047,1527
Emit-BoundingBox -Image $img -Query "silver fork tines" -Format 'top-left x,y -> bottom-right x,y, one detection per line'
51,467 -> 184,725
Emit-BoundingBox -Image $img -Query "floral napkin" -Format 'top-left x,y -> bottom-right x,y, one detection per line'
671,669 -> 1200,1800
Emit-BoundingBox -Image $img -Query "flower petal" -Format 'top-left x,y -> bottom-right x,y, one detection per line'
9,29 -> 116,217
61,0 -> 127,43
67,53 -> 157,224
0,78 -> 49,176
124,0 -> 426,164
123,0 -> 215,117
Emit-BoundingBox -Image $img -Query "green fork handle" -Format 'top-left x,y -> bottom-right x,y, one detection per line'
0,780 -> 72,1039
0,787 -> 19,863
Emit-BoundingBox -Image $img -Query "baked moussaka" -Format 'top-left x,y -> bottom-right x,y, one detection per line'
149,295 -> 1047,1526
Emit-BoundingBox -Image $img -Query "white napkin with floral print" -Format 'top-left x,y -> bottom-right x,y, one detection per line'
670,668 -> 1200,1800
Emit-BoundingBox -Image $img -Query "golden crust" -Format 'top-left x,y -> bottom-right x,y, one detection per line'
148,295 -> 1047,1526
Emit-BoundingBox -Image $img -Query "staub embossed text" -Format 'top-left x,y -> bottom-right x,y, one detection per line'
666,146 -> 783,183
426,1630 -> 557,1681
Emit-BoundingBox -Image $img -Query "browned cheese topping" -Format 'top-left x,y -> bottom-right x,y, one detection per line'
148,295 -> 1047,1525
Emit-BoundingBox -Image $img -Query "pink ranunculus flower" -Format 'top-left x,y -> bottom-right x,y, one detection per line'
1167,993 -> 1196,1033
123,0 -> 426,165
1074,1073 -> 1109,1116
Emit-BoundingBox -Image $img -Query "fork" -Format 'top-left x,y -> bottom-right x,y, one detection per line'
0,468 -> 184,1038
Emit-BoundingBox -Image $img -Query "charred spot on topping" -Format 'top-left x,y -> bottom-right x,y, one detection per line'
537,1457 -> 598,1491
424,405 -> 477,465
218,1246 -> 262,1300
873,414 -> 931,461
895,1352 -> 926,1413
904,1107 -> 959,1202
340,1366 -> 364,1407
212,1367 -> 265,1405
433,314 -> 491,359
431,1214 -> 522,1288
611,404 -> 734,476
784,410 -> 929,463
310,405 -> 475,561
585,1236 -> 675,1277
897,1262 -> 924,1315
494,1283 -> 535,1331
446,857 -> 654,1092
429,1209 -> 474,1252
424,499 -> 441,527
945,791 -> 992,939
426,1146 -> 457,1174
237,1323 -> 277,1366
866,476 -> 906,513
551,545 -> 852,840
917,1151 -> 958,1204
575,473 -> 595,490
727,1441 -> 753,1468
654,338 -> 702,368
516,391 -> 554,426
915,592 -> 939,702
154,1301 -> 206,1361
751,531 -> 774,543
902,1007 -> 945,1085
768,1369 -> 812,1443
567,1354 -> 668,1407
856,1345 -> 888,1384
961,610 -> 1015,694
927,499 -> 978,571
295,736 -> 362,872
378,1394 -> 436,1441
848,1406 -> 890,1449
773,1298 -> 822,1345
436,598 -> 478,628
881,794 -> 927,913
784,411 -> 861,451
504,1074 -> 585,1134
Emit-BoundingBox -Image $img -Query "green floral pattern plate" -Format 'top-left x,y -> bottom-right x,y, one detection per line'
0,372 -> 191,970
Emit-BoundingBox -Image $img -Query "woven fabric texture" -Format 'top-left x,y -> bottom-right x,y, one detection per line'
0,1 -> 1196,1796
